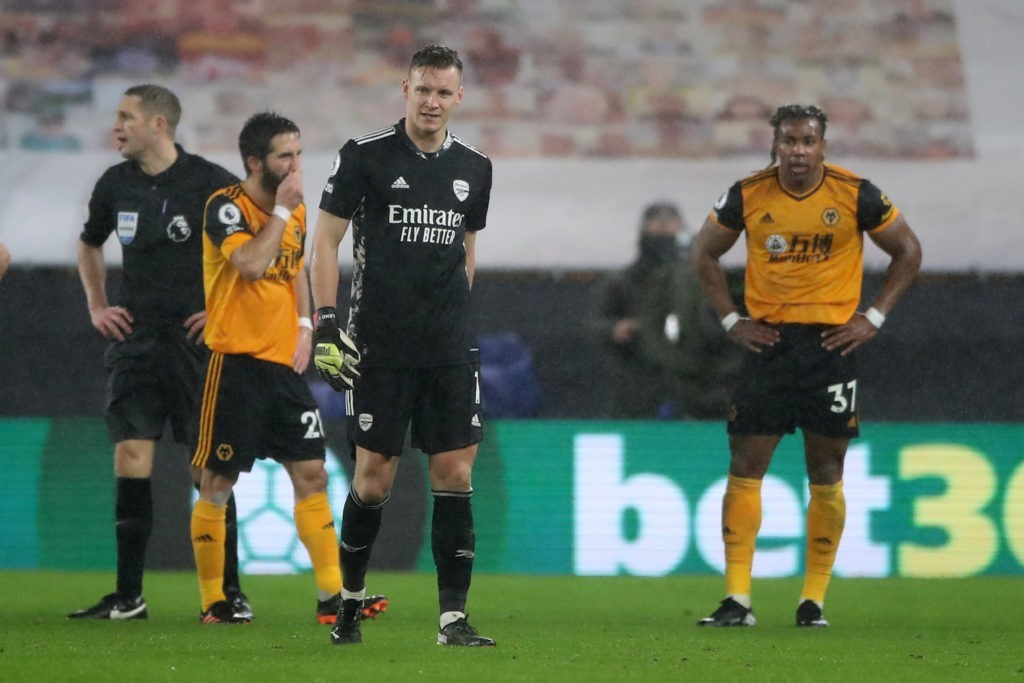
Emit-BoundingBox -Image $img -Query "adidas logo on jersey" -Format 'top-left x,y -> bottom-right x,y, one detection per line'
391,176 -> 410,189
760,212 -> 775,224
471,414 -> 481,427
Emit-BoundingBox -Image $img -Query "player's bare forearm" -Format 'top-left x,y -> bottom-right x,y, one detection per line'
294,267 -> 312,320
868,218 -> 923,315
692,220 -> 741,319
310,210 -> 349,308
232,169 -> 304,280
78,240 -> 133,340
0,242 -> 10,280
77,240 -> 109,311
231,218 -> 289,280
823,218 -> 922,356
293,328 -> 312,373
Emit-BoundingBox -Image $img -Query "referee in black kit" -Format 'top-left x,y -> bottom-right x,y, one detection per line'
71,84 -> 251,621
309,45 -> 495,647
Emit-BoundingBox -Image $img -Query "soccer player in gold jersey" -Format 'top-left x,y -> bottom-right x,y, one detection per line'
692,104 -> 922,627
189,111 -> 386,624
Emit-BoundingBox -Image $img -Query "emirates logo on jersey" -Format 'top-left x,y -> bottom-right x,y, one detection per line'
453,179 -> 469,201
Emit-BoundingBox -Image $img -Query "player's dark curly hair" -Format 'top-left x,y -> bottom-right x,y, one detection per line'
767,104 -> 828,165
238,111 -> 300,172
409,44 -> 463,75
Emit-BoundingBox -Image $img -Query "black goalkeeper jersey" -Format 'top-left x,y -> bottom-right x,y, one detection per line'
319,119 -> 493,368
80,145 -> 238,327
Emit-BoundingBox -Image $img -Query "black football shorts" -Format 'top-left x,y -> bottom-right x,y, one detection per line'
191,352 -> 325,473
728,323 -> 860,439
346,360 -> 483,458
104,327 -> 207,445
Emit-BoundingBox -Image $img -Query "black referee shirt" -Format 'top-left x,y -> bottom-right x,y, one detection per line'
80,145 -> 238,327
320,119 -> 493,368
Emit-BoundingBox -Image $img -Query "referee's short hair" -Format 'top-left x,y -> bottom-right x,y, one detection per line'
238,111 -> 300,171
124,84 -> 181,135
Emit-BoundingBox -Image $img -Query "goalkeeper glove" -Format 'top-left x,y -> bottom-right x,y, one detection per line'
313,306 -> 361,391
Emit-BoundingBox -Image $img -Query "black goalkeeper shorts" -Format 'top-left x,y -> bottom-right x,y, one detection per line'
346,360 -> 483,458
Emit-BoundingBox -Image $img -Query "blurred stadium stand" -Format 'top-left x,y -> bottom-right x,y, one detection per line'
0,0 -> 974,158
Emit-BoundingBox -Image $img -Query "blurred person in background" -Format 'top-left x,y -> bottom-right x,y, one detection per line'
593,201 -> 740,419
19,104 -> 83,151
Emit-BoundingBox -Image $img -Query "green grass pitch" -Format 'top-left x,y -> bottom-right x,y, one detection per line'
0,571 -> 1019,682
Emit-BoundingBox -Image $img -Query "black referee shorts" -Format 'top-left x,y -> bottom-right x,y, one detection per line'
347,361 -> 483,458
192,352 -> 325,473
728,323 -> 860,439
103,328 -> 207,445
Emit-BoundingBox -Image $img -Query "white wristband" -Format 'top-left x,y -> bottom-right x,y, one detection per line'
298,316 -> 313,330
721,312 -> 741,332
272,205 -> 292,222
864,307 -> 886,329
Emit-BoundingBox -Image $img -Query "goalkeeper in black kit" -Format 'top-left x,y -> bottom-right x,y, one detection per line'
310,44 -> 495,647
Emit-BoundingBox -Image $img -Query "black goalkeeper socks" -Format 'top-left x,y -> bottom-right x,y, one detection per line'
432,490 -> 475,614
339,487 -> 386,593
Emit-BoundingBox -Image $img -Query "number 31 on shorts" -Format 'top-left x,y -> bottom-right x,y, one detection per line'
827,380 -> 857,414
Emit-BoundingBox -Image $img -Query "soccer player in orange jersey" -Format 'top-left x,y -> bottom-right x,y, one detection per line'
692,104 -> 922,627
189,111 -> 387,624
